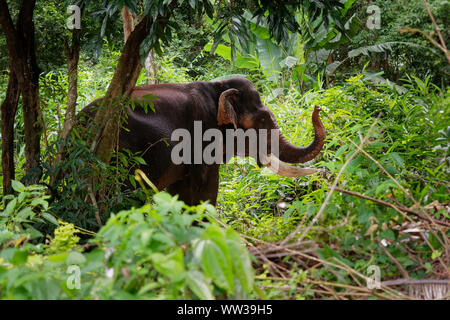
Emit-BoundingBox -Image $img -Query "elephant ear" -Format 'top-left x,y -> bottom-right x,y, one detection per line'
217,88 -> 239,129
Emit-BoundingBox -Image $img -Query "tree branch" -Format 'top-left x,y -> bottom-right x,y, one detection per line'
422,0 -> 447,51
1,70 -> 20,195
0,0 -> 18,57
334,187 -> 450,228
121,6 -> 134,42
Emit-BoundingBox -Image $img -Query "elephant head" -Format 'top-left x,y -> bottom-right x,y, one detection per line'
216,77 -> 326,177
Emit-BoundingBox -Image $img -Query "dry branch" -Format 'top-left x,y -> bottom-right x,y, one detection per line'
334,187 -> 450,228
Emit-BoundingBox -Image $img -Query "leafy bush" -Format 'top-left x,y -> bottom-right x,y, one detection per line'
341,0 -> 449,86
0,192 -> 255,299
0,181 -> 58,238
46,222 -> 80,254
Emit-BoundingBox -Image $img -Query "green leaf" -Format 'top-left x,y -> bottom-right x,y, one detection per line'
235,55 -> 258,69
140,229 -> 153,245
17,207 -> 33,220
150,248 -> 184,279
225,229 -> 254,293
48,253 -> 68,263
204,43 -> 232,62
66,251 -> 86,265
3,198 -> 17,216
31,197 -> 49,210
256,37 -> 283,73
396,256 -> 416,267
349,42 -> 433,59
186,270 -> 215,300
389,152 -> 405,169
375,181 -> 399,197
279,56 -> 299,68
319,243 -> 354,267
194,226 -> 234,293
42,212 -> 59,225
11,180 -> 25,192
342,0 -> 357,15
129,175 -> 137,188
250,23 -> 271,39
431,250 -> 442,260
135,157 -> 147,165
12,249 -> 28,266
380,229 -> 396,241
348,43 -> 393,58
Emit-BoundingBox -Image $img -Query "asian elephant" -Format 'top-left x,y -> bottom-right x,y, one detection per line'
80,77 -> 325,205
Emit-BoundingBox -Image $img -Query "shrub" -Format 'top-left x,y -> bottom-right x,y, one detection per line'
0,192 -> 255,299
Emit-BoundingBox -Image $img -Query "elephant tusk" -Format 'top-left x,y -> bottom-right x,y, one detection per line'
261,153 -> 318,177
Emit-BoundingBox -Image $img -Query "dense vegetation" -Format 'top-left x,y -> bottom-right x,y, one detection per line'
0,0 -> 449,300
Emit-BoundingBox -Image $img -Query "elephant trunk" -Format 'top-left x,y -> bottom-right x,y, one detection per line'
277,105 -> 325,164
261,106 -> 325,178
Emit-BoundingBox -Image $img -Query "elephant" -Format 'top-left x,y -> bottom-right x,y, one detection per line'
80,77 -> 326,205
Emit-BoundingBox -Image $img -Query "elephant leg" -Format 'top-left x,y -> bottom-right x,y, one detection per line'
167,164 -> 219,206
190,164 -> 220,206
166,179 -> 192,204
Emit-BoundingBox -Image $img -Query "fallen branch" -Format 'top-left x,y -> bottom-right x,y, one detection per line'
334,187 -> 450,228
382,279 -> 450,286
378,240 -> 410,279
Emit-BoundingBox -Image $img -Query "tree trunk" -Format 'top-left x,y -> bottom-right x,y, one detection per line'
61,28 -> 81,141
91,14 -> 153,163
83,13 -> 153,222
50,28 -> 82,186
1,71 -> 20,195
0,0 -> 42,183
122,7 -> 157,85
121,6 -> 134,42
20,78 -> 41,182
17,1 -> 42,183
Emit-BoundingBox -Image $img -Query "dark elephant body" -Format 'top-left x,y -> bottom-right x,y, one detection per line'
123,81 -> 224,205
80,77 -> 325,205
